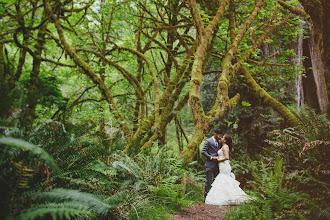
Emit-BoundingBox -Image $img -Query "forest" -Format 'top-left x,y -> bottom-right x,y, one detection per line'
0,0 -> 329,219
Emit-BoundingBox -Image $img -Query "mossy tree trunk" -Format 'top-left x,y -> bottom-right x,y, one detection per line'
0,42 -> 8,118
21,20 -> 47,130
298,0 -> 330,73
279,0 -> 329,113
0,25 -> 28,118
36,0 -> 305,162
178,0 -> 301,162
179,0 -> 259,162
44,0 -> 131,136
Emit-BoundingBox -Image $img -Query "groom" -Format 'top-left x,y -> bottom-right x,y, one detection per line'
201,128 -> 223,198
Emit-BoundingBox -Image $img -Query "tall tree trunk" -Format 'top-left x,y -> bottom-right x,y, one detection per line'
99,62 -> 109,149
302,37 -> 318,110
279,0 -> 329,112
299,0 -> 330,73
301,28 -> 328,113
307,26 -> 328,113
294,25 -> 305,108
21,23 -> 47,130
0,43 -> 7,118
0,43 -> 4,84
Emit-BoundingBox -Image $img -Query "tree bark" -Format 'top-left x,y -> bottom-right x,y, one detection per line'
302,35 -> 321,111
307,29 -> 328,113
240,66 -> 299,126
279,0 -> 329,113
0,43 -> 4,84
21,22 -> 47,129
0,43 -> 7,118
294,24 -> 305,108
299,0 -> 330,73
178,0 -> 265,162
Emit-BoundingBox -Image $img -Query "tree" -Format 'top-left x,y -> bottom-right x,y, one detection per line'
278,0 -> 329,113
1,0 -> 327,163
178,0 -> 302,162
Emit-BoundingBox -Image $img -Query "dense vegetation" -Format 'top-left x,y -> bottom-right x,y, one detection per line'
0,0 -> 329,219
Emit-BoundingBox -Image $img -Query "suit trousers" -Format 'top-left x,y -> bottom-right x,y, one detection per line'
204,166 -> 219,198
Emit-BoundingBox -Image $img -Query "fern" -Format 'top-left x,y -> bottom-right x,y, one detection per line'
10,188 -> 115,219
28,120 -> 106,172
16,205 -> 96,220
264,106 -> 329,216
104,189 -> 149,219
227,158 -> 310,219
11,161 -> 34,189
0,137 -> 60,174
36,188 -> 113,214
318,207 -> 330,220
111,148 -> 200,191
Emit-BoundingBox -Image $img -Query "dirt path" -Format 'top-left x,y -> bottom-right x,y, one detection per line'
171,202 -> 236,220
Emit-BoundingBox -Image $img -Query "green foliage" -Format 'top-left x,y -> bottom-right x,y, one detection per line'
150,185 -> 190,210
0,120 -> 204,219
10,161 -> 34,190
227,107 -> 329,219
217,106 -> 280,155
38,75 -> 66,107
28,120 -> 106,171
2,0 -> 323,219
112,148 -> 203,190
241,101 -> 251,107
111,149 -> 204,219
249,158 -> 284,195
257,106 -> 328,218
265,106 -> 329,178
105,189 -> 148,219
12,188 -> 112,220
17,205 -> 96,220
226,158 -> 310,220
0,137 -> 60,174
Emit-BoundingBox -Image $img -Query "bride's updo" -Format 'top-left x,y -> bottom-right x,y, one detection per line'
223,134 -> 233,151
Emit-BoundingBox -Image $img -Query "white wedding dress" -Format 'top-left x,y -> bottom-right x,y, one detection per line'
205,148 -> 250,206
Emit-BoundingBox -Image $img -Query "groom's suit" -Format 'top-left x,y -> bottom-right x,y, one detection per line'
201,137 -> 221,198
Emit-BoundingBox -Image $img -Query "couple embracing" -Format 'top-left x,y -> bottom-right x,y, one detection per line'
201,128 -> 250,206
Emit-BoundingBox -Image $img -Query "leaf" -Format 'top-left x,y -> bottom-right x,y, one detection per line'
0,137 -> 61,175
40,188 -> 112,214
241,101 -> 251,107
17,206 -> 96,220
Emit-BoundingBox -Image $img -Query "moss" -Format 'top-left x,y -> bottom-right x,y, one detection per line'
241,66 -> 299,126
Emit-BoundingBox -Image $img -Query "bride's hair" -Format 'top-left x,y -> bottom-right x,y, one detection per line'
223,134 -> 233,151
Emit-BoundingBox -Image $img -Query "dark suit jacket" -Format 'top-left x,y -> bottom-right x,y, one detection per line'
201,137 -> 221,169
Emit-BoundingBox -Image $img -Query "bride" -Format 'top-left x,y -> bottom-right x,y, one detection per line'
205,134 -> 250,206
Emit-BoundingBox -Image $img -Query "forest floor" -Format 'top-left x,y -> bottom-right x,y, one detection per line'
171,202 -> 236,220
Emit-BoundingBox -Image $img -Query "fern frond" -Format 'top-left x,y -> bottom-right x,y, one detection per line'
17,205 -> 96,220
105,189 -> 148,209
36,188 -> 113,214
112,156 -> 143,180
0,137 -> 61,174
318,207 -> 330,220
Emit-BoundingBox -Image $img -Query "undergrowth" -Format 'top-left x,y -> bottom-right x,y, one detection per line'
0,120 -> 204,219
225,106 -> 329,219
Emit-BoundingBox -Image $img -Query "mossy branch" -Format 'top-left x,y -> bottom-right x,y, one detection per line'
278,0 -> 310,20
240,65 -> 299,126
115,45 -> 160,132
44,0 -> 130,135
